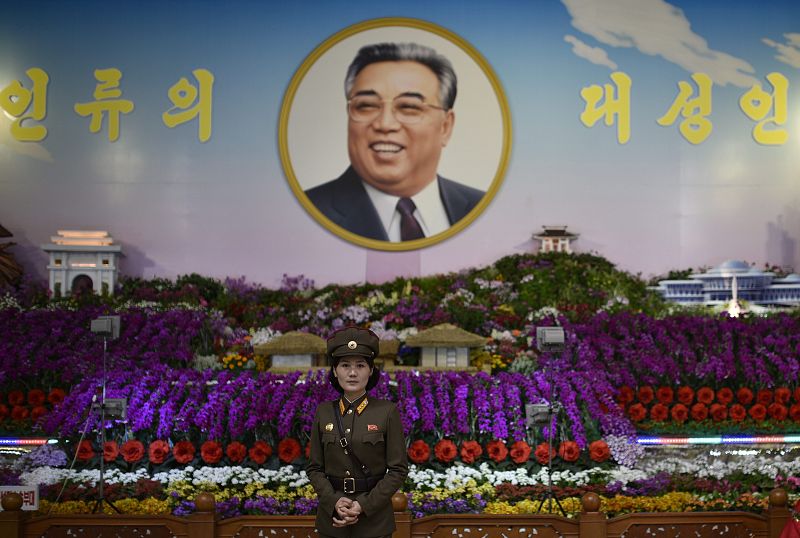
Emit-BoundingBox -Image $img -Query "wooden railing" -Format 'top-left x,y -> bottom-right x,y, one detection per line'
0,489 -> 792,538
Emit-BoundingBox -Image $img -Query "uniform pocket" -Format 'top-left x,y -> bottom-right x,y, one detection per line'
363,432 -> 385,445
321,432 -> 337,445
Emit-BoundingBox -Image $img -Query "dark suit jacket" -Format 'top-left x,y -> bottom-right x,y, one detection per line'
305,166 -> 485,241
306,397 -> 408,538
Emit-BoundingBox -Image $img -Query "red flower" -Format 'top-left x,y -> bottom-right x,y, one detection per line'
670,404 -> 689,423
789,404 -> 800,423
148,440 -> 171,464
690,403 -> 709,421
729,404 -> 747,422
716,388 -> 734,405
589,440 -> 610,463
736,388 -> 754,405
201,440 -> 223,464
248,440 -> 272,464
696,387 -> 715,405
774,388 -> 791,405
486,440 -> 508,463
76,440 -> 95,461
677,387 -> 695,405
7,390 -> 24,406
433,439 -> 457,463
655,386 -> 674,404
794,388 -> 800,403
11,406 -> 29,421
748,404 -> 767,421
756,389 -> 774,406
649,403 -> 669,422
173,440 -> 196,464
534,442 -> 556,465
48,388 -> 66,405
459,440 -> 483,464
103,441 -> 119,462
407,440 -> 431,464
27,389 -> 46,407
277,438 -> 301,463
637,386 -> 655,405
558,441 -> 580,462
121,440 -> 145,463
0,404 -> 9,420
627,403 -> 647,422
226,441 -> 247,463
30,406 -> 48,421
768,403 -> 788,421
710,404 -> 728,422
615,385 -> 634,404
509,440 -> 531,464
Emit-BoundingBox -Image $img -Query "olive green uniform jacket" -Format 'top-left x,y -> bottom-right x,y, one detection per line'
307,396 -> 408,538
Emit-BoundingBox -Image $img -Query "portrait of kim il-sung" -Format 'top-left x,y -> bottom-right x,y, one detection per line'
280,19 -> 510,250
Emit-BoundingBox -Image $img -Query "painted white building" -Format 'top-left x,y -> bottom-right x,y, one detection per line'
654,260 -> 800,307
533,226 -> 578,254
41,231 -> 122,296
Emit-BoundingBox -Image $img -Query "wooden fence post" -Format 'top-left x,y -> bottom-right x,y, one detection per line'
0,492 -> 25,538
392,491 -> 412,538
187,492 -> 217,538
578,493 -> 607,538
768,488 -> 790,538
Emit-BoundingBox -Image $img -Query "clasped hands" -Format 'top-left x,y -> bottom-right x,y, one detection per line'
333,497 -> 362,527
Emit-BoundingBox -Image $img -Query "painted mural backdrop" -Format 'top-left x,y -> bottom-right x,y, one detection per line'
1,0 -> 799,286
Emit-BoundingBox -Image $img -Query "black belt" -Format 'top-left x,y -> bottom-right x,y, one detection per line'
327,475 -> 380,494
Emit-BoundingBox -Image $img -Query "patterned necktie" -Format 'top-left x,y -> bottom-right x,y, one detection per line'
396,198 -> 425,241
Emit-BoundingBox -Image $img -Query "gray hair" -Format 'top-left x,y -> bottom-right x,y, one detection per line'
344,42 -> 457,110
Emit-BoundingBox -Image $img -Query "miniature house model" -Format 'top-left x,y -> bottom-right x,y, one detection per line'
406,323 -> 487,368
533,226 -> 579,254
254,332 -> 326,369
41,231 -> 122,296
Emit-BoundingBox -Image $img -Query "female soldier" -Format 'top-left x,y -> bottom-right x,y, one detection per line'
306,327 -> 408,538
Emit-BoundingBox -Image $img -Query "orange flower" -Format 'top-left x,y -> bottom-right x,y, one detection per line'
710,404 -> 728,422
756,389 -> 774,406
716,388 -> 734,405
627,403 -> 647,422
200,440 -> 223,464
225,441 -> 247,463
434,439 -> 457,463
729,404 -> 747,422
407,440 -> 430,464
534,442 -> 555,465
173,440 -> 196,464
509,440 -> 531,464
774,388 -> 791,404
615,386 -> 634,404
670,404 -> 688,423
655,387 -> 674,404
248,440 -> 272,464
76,440 -> 95,462
148,440 -> 170,464
589,440 -> 610,463
736,388 -> 754,405
649,403 -> 668,422
677,387 -> 695,405
121,439 -> 145,463
485,440 -> 508,463
558,441 -> 580,462
459,440 -> 483,464
696,387 -> 715,405
277,438 -> 301,463
637,386 -> 655,405
748,404 -> 767,421
690,403 -> 708,421
768,403 -> 788,421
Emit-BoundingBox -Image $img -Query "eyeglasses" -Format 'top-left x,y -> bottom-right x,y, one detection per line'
347,95 -> 446,124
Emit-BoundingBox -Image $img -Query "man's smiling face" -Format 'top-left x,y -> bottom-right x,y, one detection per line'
347,61 -> 454,198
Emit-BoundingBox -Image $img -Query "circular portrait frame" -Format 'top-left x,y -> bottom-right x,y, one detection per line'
279,17 -> 512,251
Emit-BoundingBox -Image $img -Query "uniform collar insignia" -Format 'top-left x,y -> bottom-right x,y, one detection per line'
339,399 -> 346,416
356,397 -> 368,415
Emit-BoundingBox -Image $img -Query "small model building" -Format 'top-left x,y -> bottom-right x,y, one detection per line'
254,332 -> 326,369
41,231 -> 122,296
533,226 -> 579,254
406,323 -> 487,368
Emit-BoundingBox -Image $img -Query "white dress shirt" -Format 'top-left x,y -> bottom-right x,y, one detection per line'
362,178 -> 451,242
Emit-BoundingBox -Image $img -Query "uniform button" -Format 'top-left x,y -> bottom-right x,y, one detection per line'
347,409 -> 353,415
345,428 -> 351,433
345,471 -> 351,476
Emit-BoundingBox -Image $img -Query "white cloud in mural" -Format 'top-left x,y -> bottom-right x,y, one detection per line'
564,35 -> 618,69
762,33 -> 800,69
561,0 -> 759,87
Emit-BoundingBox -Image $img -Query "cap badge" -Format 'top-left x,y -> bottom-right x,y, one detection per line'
347,340 -> 358,349
325,423 -> 334,431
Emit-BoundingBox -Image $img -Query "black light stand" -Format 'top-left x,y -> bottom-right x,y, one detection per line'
89,316 -> 126,514
526,326 -> 568,517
